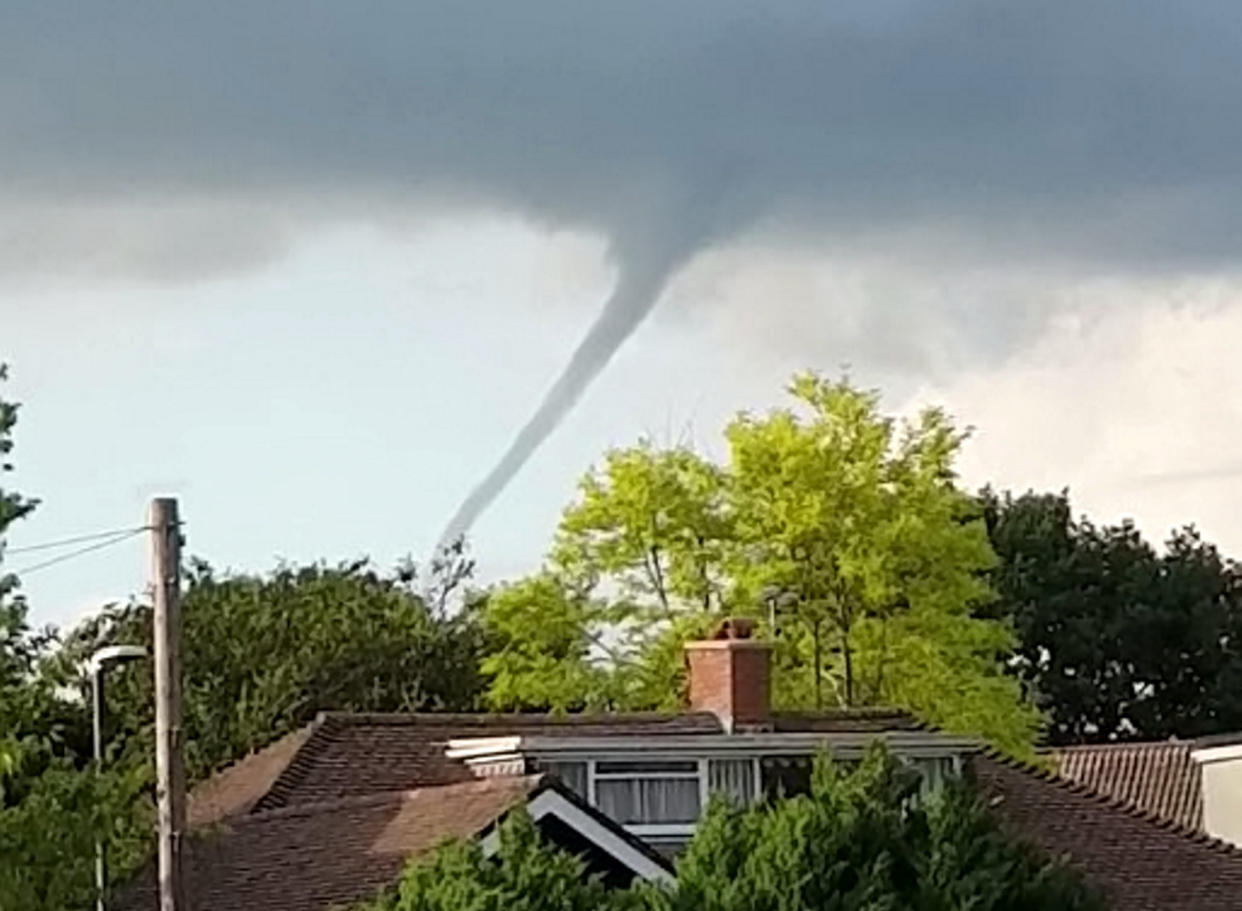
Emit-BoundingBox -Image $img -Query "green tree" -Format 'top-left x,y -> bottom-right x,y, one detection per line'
357,748 -> 1100,911
515,373 -> 1039,754
60,559 -> 486,780
1,362 -> 45,784
357,809 -> 635,911
0,365 -> 150,911
652,746 -> 1102,911
984,488 -> 1242,744
0,757 -> 151,911
727,374 -> 1004,714
477,573 -> 613,712
552,443 -> 731,614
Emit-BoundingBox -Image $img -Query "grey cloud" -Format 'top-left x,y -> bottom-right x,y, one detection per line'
9,0 -> 1242,537
5,0 -> 1242,273
0,201 -> 291,283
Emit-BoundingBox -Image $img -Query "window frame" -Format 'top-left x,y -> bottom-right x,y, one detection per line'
577,755 -> 761,837
528,751 -> 955,838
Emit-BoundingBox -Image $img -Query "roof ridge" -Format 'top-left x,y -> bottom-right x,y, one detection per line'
1048,740 -> 1192,753
251,713 -> 332,813
978,748 -> 1239,856
230,774 -> 544,827
771,707 -> 914,718
315,710 -> 718,725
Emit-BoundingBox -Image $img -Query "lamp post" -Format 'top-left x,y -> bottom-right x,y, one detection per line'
89,644 -> 147,911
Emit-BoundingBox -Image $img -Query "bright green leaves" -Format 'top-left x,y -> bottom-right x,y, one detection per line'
552,442 -> 731,613
478,574 -> 612,712
493,373 -> 1040,755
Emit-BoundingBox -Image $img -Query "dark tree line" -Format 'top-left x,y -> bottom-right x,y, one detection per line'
983,488 -> 1242,745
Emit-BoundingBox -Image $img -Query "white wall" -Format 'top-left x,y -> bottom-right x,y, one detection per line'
1192,745 -> 1242,847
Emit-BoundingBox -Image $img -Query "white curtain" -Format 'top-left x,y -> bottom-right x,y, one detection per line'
596,777 -> 701,824
709,759 -> 755,805
540,761 -> 588,800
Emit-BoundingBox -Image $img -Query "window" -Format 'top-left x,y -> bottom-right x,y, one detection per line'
594,760 -> 701,826
537,760 -> 588,801
708,759 -> 757,804
761,755 -> 812,798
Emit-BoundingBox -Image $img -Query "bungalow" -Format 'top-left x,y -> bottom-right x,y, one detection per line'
122,621 -> 1242,910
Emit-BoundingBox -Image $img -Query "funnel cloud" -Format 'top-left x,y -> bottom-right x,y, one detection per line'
439,251 -> 684,546
6,1 -> 1242,541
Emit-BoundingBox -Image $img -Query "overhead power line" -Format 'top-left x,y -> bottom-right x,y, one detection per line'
3,525 -> 150,555
8,527 -> 148,577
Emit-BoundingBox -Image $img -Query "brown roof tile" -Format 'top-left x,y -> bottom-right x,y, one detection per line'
1050,740 -> 1204,831
972,751 -> 1242,911
188,724 -> 318,828
123,776 -> 542,911
189,709 -> 930,816
255,712 -> 723,810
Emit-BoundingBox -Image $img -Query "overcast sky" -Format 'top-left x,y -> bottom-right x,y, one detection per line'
5,1 -> 1242,629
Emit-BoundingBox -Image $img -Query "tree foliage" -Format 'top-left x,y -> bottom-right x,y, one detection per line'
726,376 -> 1012,724
476,573 -> 612,712
0,365 -> 150,911
552,443 -> 732,614
60,558 -> 486,780
1,362 -> 46,784
484,374 -> 1039,756
356,747 -> 1101,911
984,487 -> 1242,744
661,746 -> 1101,911
0,757 -> 151,911
357,810 -> 635,911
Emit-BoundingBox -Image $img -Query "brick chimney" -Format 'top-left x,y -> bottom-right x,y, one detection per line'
684,618 -> 772,732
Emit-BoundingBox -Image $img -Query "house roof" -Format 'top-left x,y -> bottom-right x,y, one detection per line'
172,711 -> 1242,911
125,776 -> 544,911
1049,740 -> 1203,831
130,773 -> 675,911
972,752 -> 1242,911
244,709 -> 921,813
188,724 -> 318,828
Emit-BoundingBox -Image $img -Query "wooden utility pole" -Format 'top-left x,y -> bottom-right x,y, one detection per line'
151,498 -> 186,911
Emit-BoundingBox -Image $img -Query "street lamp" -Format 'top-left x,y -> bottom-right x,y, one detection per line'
89,644 -> 147,911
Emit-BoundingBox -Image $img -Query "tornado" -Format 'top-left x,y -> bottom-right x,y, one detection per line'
436,244 -> 687,550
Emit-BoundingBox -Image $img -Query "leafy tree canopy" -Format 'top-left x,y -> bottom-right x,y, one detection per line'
57,557 -> 487,780
0,365 -> 147,911
480,374 -> 1039,756
984,487 -> 1242,744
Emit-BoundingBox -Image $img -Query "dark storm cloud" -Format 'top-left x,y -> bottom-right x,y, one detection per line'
5,0 -> 1242,272
8,0 -> 1242,537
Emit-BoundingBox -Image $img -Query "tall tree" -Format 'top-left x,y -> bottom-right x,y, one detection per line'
984,488 -> 1242,744
0,366 -> 148,911
59,559 -> 487,780
494,374 -> 1039,755
1,362 -> 41,738
727,374 -> 1000,709
552,443 -> 731,614
0,362 -> 62,795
